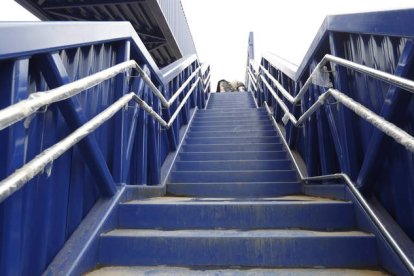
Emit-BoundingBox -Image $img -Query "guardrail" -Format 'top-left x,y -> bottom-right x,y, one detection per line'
0,21 -> 210,275
249,52 -> 414,275
246,8 -> 414,275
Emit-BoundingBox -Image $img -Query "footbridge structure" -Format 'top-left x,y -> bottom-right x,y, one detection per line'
1,2 -> 414,275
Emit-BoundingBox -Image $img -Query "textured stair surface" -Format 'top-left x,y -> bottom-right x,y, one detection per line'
87,267 -> 389,276
99,229 -> 376,267
93,92 -> 383,274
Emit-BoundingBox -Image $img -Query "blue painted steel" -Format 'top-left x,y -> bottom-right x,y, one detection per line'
0,19 -> 208,274
0,58 -> 29,276
15,0 -> 197,67
249,9 -> 414,247
36,53 -> 117,196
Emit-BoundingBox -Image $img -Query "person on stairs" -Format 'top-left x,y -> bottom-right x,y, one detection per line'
216,79 -> 246,92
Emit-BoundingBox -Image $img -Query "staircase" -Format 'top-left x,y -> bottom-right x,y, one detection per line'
91,92 -> 386,275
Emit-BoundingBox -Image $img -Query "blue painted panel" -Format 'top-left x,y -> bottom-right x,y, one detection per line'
257,9 -> 414,243
0,20 -> 207,273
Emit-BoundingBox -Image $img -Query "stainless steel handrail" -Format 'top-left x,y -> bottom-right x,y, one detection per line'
259,76 -> 414,152
249,52 -> 414,274
0,60 -> 136,131
0,92 -> 136,203
0,77 -> 202,203
263,102 -> 414,274
0,59 -> 203,131
253,53 -> 414,105
251,53 -> 414,272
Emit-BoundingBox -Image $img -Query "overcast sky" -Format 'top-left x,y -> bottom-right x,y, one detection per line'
180,0 -> 413,87
1,0 -> 413,87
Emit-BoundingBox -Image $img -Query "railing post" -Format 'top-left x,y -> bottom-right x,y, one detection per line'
122,77 -> 145,183
328,32 -> 360,179
34,53 -> 116,196
160,83 -> 178,152
315,84 -> 339,174
147,95 -> 161,185
113,41 -> 131,184
134,84 -> 148,185
305,64 -> 321,176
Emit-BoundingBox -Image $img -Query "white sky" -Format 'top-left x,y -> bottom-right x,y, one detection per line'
1,0 -> 413,88
181,0 -> 414,88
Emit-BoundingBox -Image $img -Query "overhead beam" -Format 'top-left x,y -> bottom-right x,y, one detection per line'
43,0 -> 144,10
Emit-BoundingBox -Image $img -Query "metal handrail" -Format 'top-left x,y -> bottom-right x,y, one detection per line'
0,77 -> 201,203
249,53 -> 414,272
0,92 -> 134,202
0,59 -> 202,131
251,53 -> 414,105
263,102 -> 414,274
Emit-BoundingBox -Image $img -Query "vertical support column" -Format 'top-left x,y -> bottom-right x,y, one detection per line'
144,66 -> 161,185
161,84 -> 177,151
304,64 -> 321,177
286,82 -> 300,148
112,41 -> 131,184
0,58 -> 29,276
135,82 -> 148,185
122,77 -> 145,182
329,32 -> 359,179
315,85 -> 339,174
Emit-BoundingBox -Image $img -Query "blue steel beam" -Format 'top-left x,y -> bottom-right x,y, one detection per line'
315,84 -> 338,175
357,41 -> 414,190
145,72 -> 161,185
122,79 -> 145,183
0,58 -> 29,276
328,32 -> 359,179
35,53 -> 116,196
0,22 -> 164,85
113,41 -> 131,184
266,9 -> 414,82
42,0 -> 144,9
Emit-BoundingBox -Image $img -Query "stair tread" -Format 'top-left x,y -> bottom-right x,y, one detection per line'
176,159 -> 289,162
123,195 -> 349,204
86,266 -> 388,276
171,170 -> 296,173
103,229 -> 374,238
169,181 -> 300,184
183,143 -> 282,146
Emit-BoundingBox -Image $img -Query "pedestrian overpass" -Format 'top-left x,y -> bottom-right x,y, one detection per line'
1,1 -> 414,275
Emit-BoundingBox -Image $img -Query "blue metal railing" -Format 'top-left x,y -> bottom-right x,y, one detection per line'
0,21 -> 209,275
246,8 -> 414,275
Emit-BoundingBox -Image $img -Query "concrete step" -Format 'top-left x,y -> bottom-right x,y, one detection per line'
185,137 -> 279,145
200,107 -> 259,112
187,130 -> 277,138
174,160 -> 291,171
86,266 -> 388,276
192,116 -> 268,123
178,151 -> 288,161
167,182 -> 301,197
196,109 -> 265,115
168,170 -> 297,183
190,125 -> 274,132
191,120 -> 272,127
181,143 -> 283,152
99,229 -> 377,267
207,105 -> 256,109
118,196 -> 356,230
194,114 -> 268,120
